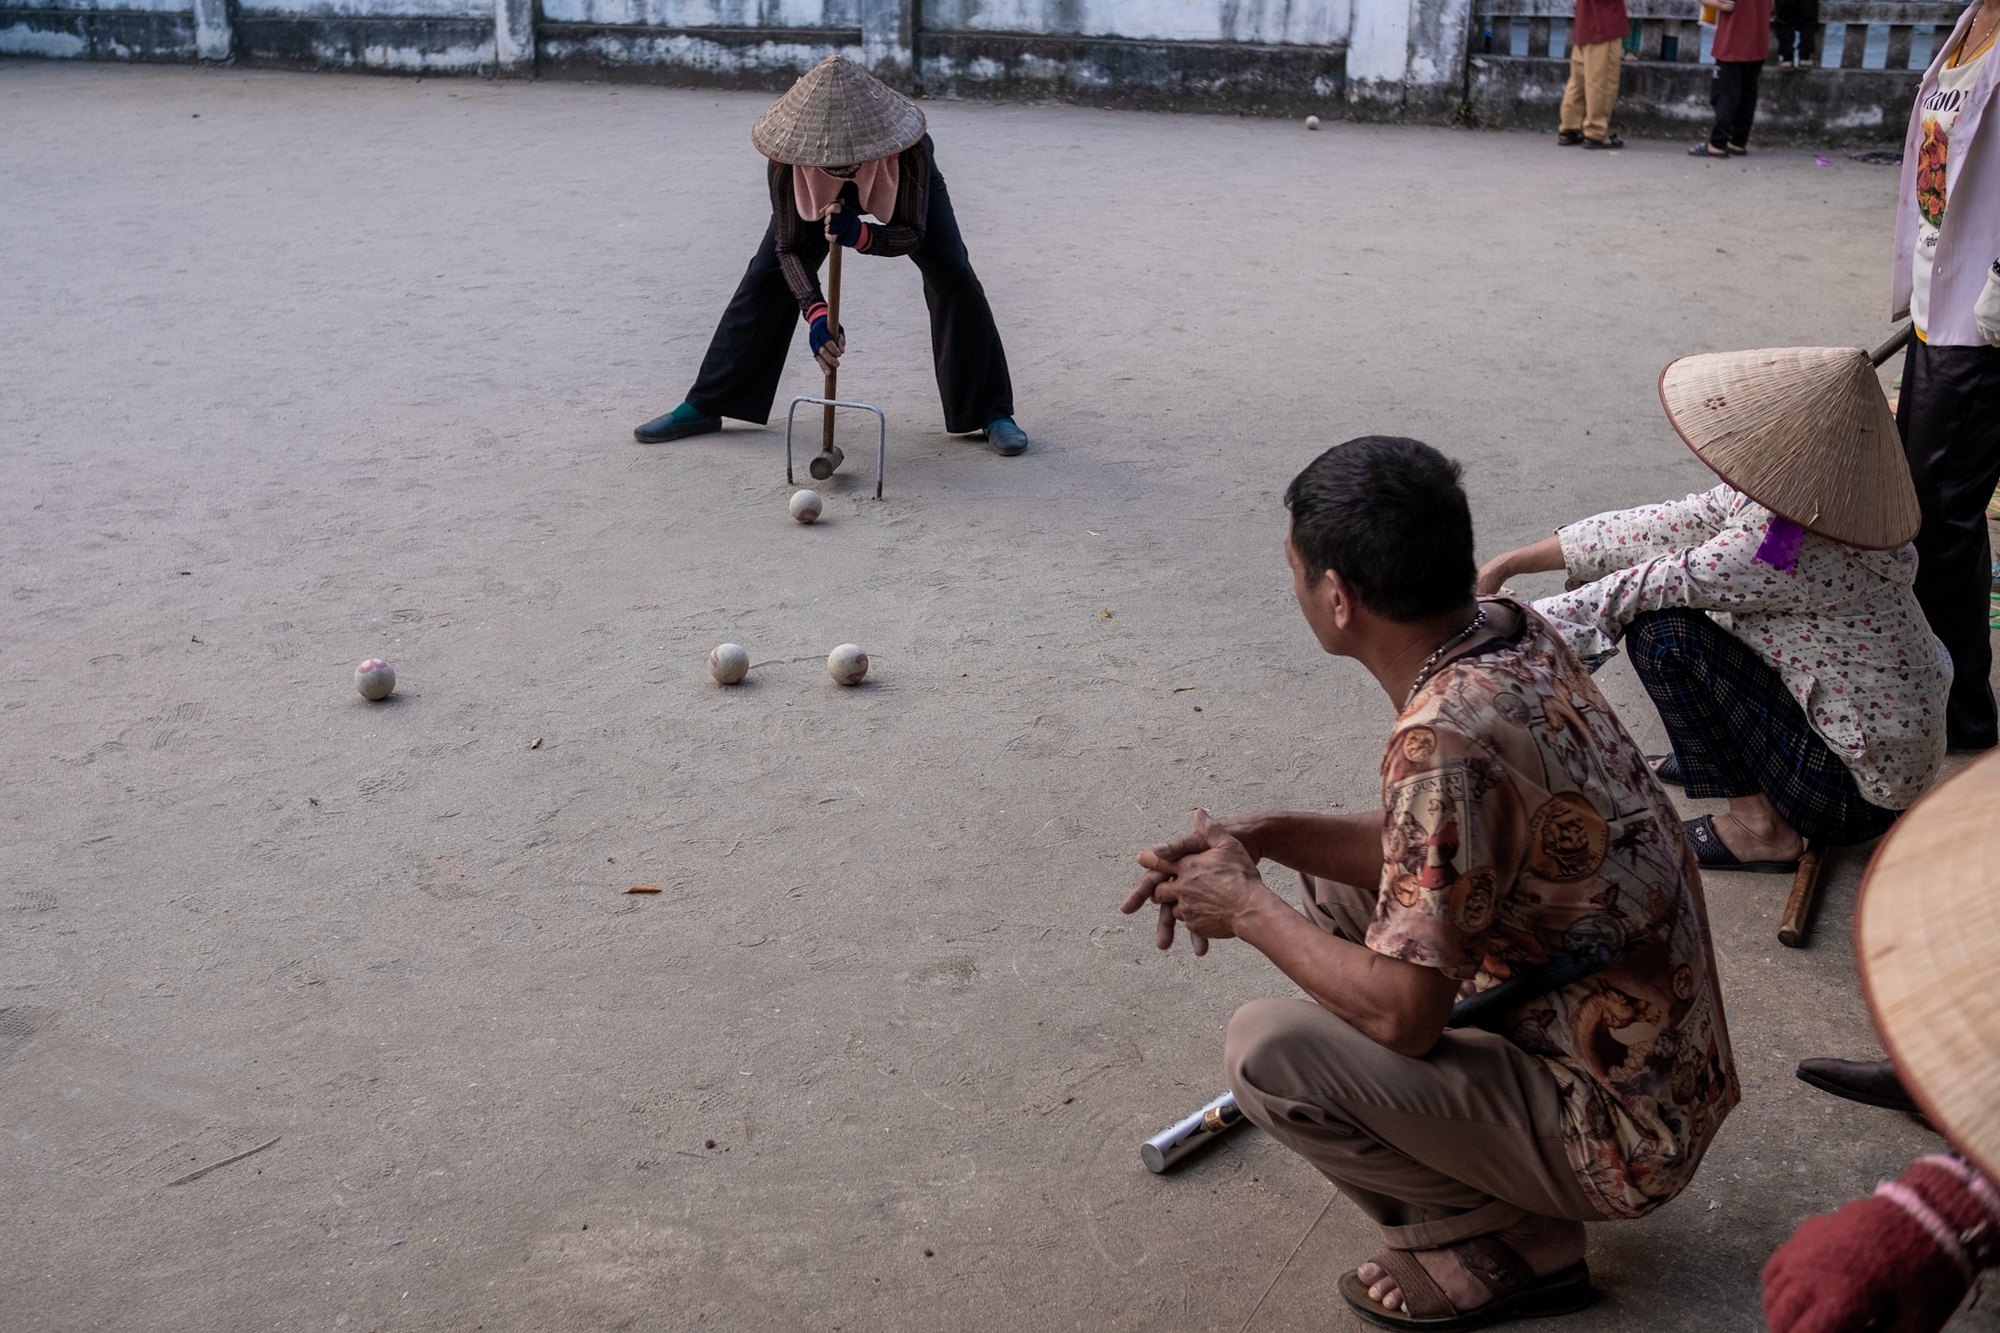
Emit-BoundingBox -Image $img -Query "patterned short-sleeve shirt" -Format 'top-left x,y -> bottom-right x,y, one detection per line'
1367,600 -> 1740,1220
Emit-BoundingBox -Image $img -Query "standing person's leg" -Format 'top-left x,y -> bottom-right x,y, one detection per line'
1773,9 -> 1797,63
1798,0 -> 1819,63
1707,64 -> 1743,151
1583,39 -> 1623,143
907,165 -> 1017,439
1898,338 -> 2000,750
1626,608 -> 1899,854
1559,39 -> 1591,142
678,220 -> 828,426
1727,60 -> 1763,149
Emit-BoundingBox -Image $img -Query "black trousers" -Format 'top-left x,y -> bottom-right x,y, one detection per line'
1709,61 -> 1763,149
1897,337 -> 2000,749
1772,0 -> 1818,61
1627,609 -> 1898,845
685,166 -> 1014,434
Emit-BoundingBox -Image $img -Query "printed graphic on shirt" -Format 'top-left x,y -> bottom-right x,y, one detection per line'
1916,115 -> 1949,228
1367,605 -> 1740,1220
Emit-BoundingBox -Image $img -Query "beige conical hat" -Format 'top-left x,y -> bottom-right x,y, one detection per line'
749,55 -> 927,168
1859,750 -> 2000,1178
1658,346 -> 1920,550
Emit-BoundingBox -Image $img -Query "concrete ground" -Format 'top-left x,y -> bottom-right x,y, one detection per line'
4,59 -> 1997,1333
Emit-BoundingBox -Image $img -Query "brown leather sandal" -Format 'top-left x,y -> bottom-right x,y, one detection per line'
1339,1233 -> 1595,1330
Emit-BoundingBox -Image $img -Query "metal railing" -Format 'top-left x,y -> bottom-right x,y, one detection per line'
1472,0 -> 1967,68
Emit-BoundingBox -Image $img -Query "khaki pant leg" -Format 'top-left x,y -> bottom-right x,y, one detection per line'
1225,996 -> 1601,1251
1583,39 -> 1623,140
1559,43 -> 1590,133
1297,872 -> 1375,942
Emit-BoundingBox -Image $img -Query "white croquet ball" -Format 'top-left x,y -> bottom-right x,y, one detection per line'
1305,115 -> 1321,130
827,643 -> 869,686
355,658 -> 396,701
709,643 -> 750,685
789,489 -> 824,524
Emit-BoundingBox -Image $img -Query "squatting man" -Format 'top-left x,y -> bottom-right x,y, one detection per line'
1123,437 -> 1737,1330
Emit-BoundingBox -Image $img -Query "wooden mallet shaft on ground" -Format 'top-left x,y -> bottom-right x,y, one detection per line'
1778,841 -> 1824,948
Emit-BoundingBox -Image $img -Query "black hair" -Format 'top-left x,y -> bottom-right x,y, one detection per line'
1283,436 -> 1476,623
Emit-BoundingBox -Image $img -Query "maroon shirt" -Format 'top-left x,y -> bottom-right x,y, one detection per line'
1711,0 -> 1774,62
1573,0 -> 1629,47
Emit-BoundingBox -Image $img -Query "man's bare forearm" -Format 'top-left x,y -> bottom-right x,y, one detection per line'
1232,888 -> 1459,1057
1231,810 -> 1382,887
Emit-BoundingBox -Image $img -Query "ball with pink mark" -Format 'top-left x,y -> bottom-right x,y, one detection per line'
355,658 -> 396,701
709,643 -> 750,685
789,489 -> 823,524
827,643 -> 868,686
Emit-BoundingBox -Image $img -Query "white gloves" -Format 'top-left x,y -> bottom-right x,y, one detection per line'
1977,261 -> 2000,347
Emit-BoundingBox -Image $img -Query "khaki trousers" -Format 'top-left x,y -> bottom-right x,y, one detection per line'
1559,39 -> 1623,142
1223,874 -> 1602,1250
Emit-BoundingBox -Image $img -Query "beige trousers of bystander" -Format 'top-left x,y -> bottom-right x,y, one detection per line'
1223,874 -> 1602,1250
1560,39 -> 1625,142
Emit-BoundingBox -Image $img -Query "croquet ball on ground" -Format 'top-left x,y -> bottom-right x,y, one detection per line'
1306,115 -> 1320,130
827,644 -> 868,686
355,658 -> 396,701
709,643 -> 750,685
789,489 -> 823,523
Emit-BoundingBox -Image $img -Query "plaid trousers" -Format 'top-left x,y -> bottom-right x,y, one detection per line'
1626,609 -> 1898,846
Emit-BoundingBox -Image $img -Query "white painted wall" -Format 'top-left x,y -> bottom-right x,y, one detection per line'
920,0 -> 1350,46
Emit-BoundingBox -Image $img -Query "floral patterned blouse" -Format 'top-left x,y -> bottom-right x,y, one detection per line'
1533,484 -> 1951,810
1370,600 -> 1739,1220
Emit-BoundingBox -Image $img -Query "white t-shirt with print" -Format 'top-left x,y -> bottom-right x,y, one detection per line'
1912,40 -> 1993,339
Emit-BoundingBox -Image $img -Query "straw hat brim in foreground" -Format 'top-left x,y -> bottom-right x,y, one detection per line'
1859,749 -> 2000,1179
750,54 -> 928,168
1658,346 -> 1920,550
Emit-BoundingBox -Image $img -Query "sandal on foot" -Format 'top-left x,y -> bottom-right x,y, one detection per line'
1688,142 -> 1728,157
1684,814 -> 1799,874
1340,1235 -> 1594,1330
1648,753 -> 1683,785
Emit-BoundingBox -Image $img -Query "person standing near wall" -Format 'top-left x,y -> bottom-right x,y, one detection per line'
1690,0 -> 1775,157
1558,0 -> 1630,147
1894,0 -> 2000,751
1773,0 -> 1818,67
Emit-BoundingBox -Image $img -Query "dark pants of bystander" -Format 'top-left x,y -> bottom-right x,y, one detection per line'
684,166 -> 1014,434
1708,61 -> 1763,149
1773,0 -> 1819,61
1898,337 -> 2000,750
1626,608 -> 1900,846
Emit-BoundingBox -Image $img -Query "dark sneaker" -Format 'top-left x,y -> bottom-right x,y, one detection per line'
634,411 -> 722,443
983,418 -> 1028,456
1583,134 -> 1624,149
1557,130 -> 1585,146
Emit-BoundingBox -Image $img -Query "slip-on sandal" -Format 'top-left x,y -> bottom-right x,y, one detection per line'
1340,1235 -> 1595,1330
1688,142 -> 1728,157
1648,753 -> 1683,786
1684,814 -> 1799,874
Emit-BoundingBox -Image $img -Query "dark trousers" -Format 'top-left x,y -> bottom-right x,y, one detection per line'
1773,0 -> 1818,61
685,167 -> 1013,433
1898,338 -> 2000,749
1708,61 -> 1763,149
1627,609 -> 1898,845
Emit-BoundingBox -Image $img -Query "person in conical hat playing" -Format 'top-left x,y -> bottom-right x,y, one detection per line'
1762,749 -> 2000,1333
634,55 -> 1028,456
1478,346 -> 1952,871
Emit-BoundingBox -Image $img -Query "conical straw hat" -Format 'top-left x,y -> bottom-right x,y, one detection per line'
1859,750 -> 2000,1180
1658,346 -> 1919,549
750,55 -> 927,168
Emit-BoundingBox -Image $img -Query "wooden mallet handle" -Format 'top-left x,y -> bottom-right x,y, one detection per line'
822,215 -> 842,454
1778,841 -> 1824,948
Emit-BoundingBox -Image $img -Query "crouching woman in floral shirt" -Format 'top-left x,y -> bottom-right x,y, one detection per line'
1479,347 -> 1953,871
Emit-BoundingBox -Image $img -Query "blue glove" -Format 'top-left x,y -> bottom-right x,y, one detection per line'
824,205 -> 870,251
805,300 -> 840,356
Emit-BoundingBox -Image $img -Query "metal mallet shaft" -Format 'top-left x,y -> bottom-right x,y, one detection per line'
1140,1090 -> 1244,1173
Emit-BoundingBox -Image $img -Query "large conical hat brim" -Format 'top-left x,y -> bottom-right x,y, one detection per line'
750,55 -> 927,168
1658,346 -> 1920,550
1859,750 -> 2000,1180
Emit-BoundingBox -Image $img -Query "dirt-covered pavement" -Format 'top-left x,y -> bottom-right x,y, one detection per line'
3,58 -> 1993,1332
